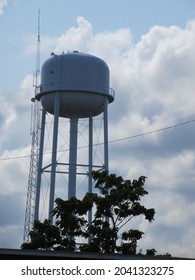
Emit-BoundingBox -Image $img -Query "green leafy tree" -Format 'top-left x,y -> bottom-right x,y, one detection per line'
21,171 -> 155,255
81,171 -> 155,254
53,196 -> 93,251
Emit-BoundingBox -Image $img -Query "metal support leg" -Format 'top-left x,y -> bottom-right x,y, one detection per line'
88,116 -> 93,224
103,98 -> 109,224
104,98 -> 109,172
68,118 -> 78,199
49,93 -> 60,222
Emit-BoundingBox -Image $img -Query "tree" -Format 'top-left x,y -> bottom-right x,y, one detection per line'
21,171 -> 155,255
21,219 -> 61,250
53,196 -> 93,251
80,171 -> 155,254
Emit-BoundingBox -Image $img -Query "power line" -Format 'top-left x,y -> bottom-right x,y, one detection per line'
108,118 -> 195,144
0,118 -> 195,163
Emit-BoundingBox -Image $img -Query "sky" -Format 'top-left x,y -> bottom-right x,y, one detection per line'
1,0 -> 195,258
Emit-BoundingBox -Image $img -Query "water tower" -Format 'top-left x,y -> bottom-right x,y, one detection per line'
33,51 -> 114,223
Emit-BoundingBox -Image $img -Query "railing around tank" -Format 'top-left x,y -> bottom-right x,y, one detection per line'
36,81 -> 115,101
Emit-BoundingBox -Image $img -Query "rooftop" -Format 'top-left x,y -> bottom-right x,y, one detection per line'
1,248 -> 193,260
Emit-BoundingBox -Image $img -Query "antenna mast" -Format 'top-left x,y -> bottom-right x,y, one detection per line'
23,9 -> 41,243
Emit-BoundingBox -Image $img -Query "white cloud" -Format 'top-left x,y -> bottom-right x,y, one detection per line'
22,33 -> 57,56
131,21 -> 195,120
0,0 -> 7,15
0,92 -> 17,150
55,16 -> 93,53
0,74 -> 32,151
19,74 -> 34,106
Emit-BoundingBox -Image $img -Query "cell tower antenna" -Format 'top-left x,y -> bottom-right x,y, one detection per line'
23,9 -> 41,243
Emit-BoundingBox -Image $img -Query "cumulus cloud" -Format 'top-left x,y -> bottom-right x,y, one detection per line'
0,92 -> 18,151
0,74 -> 32,151
55,17 -> 93,53
1,17 -> 195,257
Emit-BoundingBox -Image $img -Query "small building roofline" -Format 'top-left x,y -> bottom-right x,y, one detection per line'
0,248 -> 194,260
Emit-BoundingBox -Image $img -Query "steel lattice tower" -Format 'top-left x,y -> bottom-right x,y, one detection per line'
23,10 -> 40,243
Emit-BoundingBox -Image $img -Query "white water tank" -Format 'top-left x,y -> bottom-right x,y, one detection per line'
36,51 -> 114,118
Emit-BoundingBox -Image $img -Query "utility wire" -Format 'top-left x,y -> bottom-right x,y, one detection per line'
108,118 -> 195,144
0,118 -> 195,162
